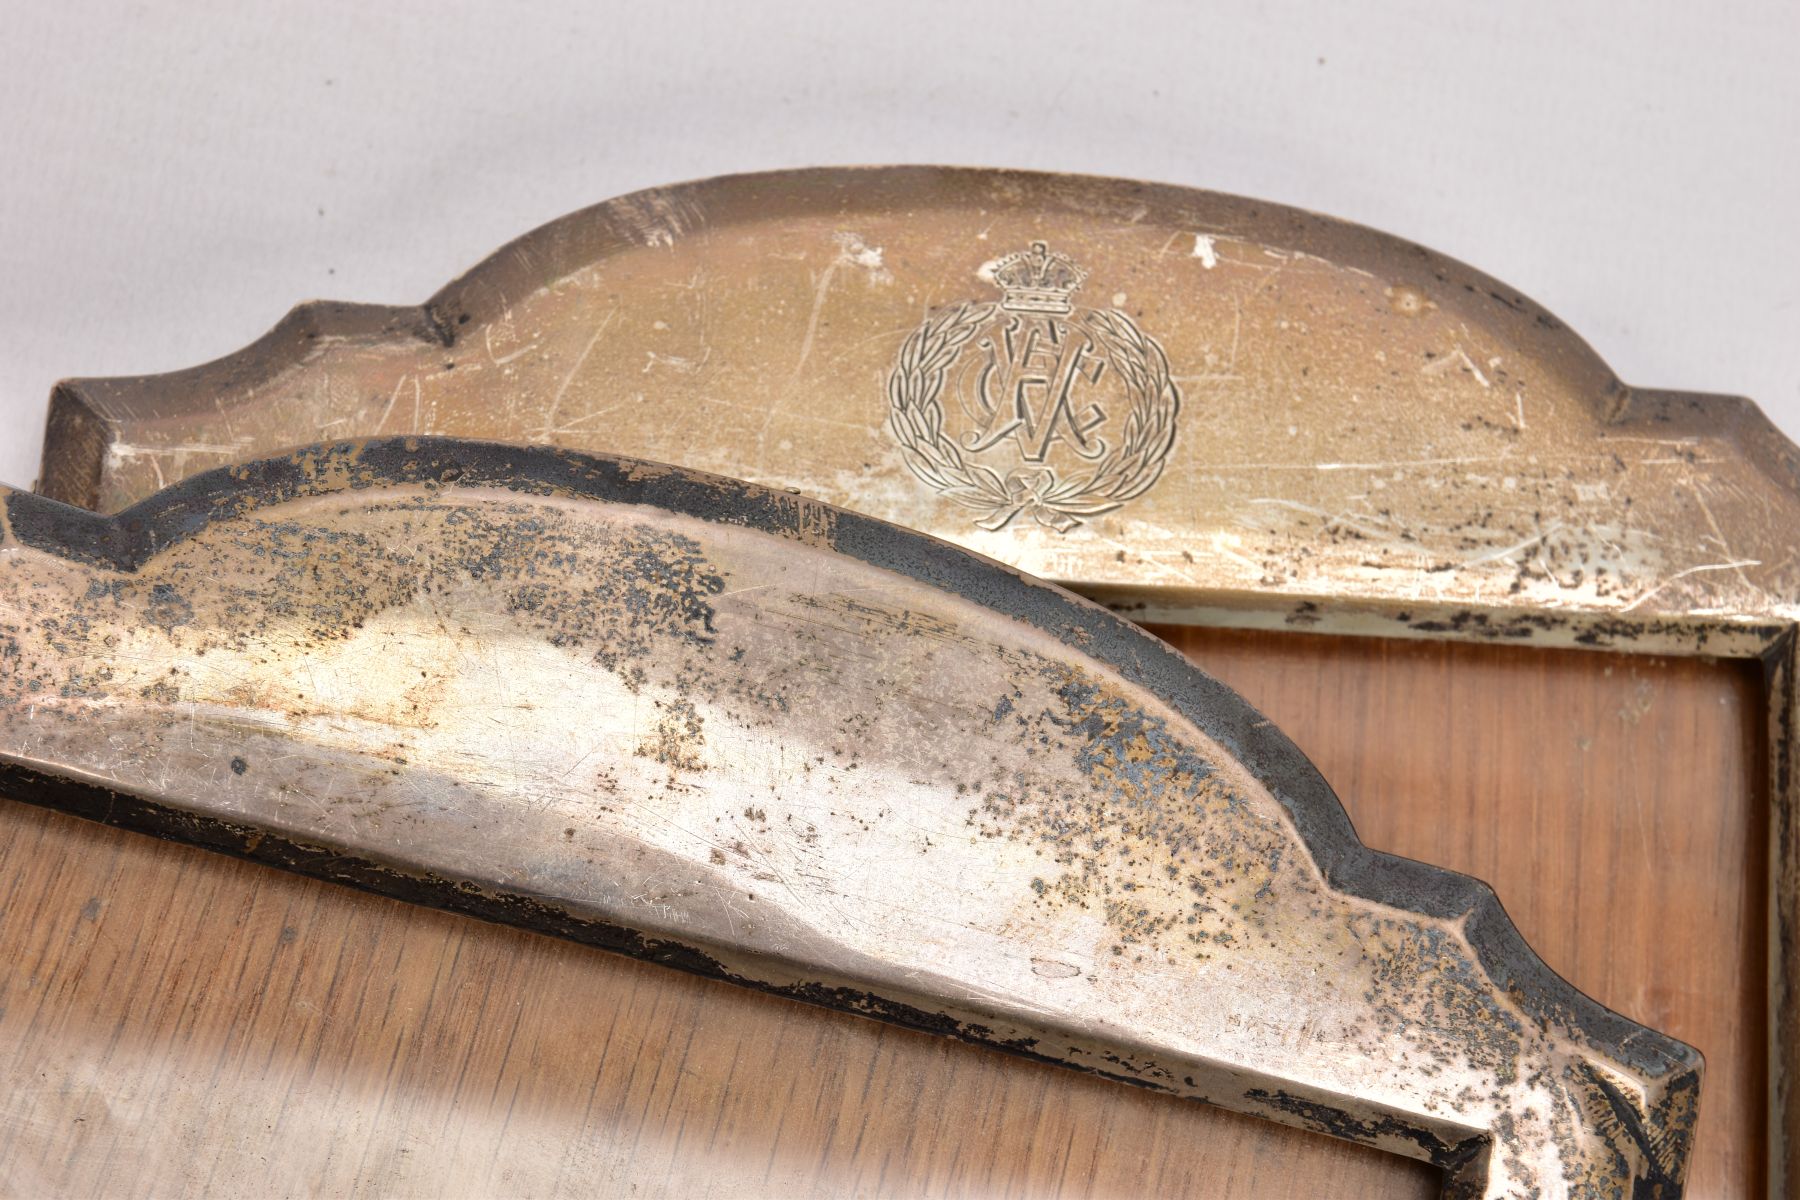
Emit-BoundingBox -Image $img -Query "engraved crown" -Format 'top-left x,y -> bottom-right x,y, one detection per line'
991,241 -> 1086,314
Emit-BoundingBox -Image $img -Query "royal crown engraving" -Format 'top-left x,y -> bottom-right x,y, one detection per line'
886,242 -> 1180,532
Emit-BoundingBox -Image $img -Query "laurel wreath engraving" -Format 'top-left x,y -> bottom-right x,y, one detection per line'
886,301 -> 1181,532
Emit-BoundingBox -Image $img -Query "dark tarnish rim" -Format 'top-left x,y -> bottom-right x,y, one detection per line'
5,436 -> 1704,1096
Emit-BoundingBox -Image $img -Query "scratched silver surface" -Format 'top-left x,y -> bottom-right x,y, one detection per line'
34,167 -> 1800,658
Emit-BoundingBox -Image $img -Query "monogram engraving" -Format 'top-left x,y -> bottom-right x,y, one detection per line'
887,242 -> 1180,532
963,313 -> 1108,461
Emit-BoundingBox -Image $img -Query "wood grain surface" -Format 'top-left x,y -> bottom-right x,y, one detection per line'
0,628 -> 1767,1198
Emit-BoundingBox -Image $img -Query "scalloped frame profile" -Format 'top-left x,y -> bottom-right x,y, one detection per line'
4,437 -> 1700,1195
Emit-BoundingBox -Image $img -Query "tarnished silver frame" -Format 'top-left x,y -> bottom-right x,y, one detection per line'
22,166 -> 1799,1188
0,440 -> 1702,1194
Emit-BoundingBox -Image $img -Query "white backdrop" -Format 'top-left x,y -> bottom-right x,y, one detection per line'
1,0 -> 1794,492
